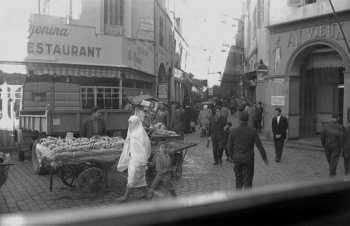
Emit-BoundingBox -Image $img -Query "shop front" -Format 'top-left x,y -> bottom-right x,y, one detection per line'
265,16 -> 350,139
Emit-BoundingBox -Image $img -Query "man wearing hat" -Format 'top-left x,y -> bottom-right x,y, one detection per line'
227,111 -> 269,189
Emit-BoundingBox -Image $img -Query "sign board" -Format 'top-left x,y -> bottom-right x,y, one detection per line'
158,83 -> 168,99
1,14 -> 154,75
271,96 -> 285,106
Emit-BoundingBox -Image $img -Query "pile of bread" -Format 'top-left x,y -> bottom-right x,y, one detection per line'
39,136 -> 124,153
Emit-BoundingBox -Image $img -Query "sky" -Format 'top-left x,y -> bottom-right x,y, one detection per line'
180,0 -> 244,87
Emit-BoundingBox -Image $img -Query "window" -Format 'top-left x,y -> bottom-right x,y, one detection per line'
104,0 -> 124,26
81,86 -> 120,110
159,17 -> 164,47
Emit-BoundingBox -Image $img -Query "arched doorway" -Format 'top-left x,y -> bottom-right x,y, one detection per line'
287,41 -> 350,138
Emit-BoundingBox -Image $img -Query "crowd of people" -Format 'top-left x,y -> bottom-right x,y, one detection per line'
111,94 -> 350,201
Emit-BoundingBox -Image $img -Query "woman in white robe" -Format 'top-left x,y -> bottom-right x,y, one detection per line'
117,114 -> 151,201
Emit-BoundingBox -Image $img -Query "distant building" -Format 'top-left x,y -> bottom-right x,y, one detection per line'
244,0 -> 350,139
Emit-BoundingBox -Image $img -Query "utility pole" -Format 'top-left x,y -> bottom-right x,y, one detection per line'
328,0 -> 350,56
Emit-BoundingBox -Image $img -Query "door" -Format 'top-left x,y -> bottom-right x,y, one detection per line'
300,69 -> 317,138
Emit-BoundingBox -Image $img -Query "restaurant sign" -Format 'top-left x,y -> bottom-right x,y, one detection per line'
25,15 -> 124,67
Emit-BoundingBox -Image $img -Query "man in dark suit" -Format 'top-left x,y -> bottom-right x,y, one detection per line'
272,107 -> 288,162
227,111 -> 268,189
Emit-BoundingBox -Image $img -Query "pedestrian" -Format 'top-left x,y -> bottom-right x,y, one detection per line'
321,117 -> 345,177
220,102 -> 230,121
147,143 -> 177,198
210,108 -> 227,165
83,107 -> 106,138
223,122 -> 233,162
343,125 -> 350,175
117,115 -> 151,202
271,107 -> 288,163
227,111 -> 268,190
255,102 -> 264,132
198,104 -> 212,137
172,104 -> 185,136
184,106 -> 192,134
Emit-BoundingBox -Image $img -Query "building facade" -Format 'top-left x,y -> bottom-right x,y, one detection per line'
243,0 -> 270,104
0,0 -> 190,132
244,0 -> 350,139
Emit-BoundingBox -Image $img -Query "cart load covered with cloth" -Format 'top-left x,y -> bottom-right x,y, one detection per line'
32,136 -> 124,192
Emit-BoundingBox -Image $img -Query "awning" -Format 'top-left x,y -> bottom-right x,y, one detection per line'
26,63 -> 121,79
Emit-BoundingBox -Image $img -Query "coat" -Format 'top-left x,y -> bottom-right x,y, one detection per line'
209,115 -> 227,148
198,109 -> 212,127
272,116 -> 288,140
321,122 -> 345,150
227,123 -> 267,164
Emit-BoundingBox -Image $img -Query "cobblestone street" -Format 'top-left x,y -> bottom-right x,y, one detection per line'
0,127 -> 346,214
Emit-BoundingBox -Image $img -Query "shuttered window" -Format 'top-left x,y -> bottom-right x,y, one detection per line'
104,0 -> 124,26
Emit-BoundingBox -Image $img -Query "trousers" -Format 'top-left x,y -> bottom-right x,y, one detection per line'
274,138 -> 285,161
150,172 -> 176,197
212,137 -> 223,164
234,161 -> 254,189
325,148 -> 341,177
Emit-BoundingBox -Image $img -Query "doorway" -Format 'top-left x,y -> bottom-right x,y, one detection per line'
299,67 -> 344,138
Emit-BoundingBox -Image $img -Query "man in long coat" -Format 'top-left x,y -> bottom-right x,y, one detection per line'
227,111 -> 268,189
210,108 -> 227,165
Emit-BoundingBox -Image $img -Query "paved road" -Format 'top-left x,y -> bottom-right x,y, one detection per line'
0,128 -> 346,214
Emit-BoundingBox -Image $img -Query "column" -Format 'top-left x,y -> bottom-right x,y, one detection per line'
343,71 -> 350,126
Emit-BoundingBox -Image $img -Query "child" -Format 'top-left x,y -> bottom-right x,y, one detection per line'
224,122 -> 233,162
148,143 -> 177,198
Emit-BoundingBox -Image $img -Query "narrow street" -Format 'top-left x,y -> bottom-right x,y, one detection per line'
1,124 -> 344,214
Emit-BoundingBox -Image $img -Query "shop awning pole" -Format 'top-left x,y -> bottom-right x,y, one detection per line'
328,0 -> 350,56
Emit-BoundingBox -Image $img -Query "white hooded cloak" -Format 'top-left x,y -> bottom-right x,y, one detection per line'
117,115 -> 151,188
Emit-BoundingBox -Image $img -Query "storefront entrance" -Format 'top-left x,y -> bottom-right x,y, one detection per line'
288,43 -> 347,138
299,67 -> 344,137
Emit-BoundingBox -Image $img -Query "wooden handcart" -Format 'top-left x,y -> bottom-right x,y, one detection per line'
49,153 -> 121,193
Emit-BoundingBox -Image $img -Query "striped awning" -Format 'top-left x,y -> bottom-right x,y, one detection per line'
26,63 -> 121,79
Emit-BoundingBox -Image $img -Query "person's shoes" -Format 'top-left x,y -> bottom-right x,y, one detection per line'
275,158 -> 281,163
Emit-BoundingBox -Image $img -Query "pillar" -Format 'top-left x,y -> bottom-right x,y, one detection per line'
343,71 -> 350,126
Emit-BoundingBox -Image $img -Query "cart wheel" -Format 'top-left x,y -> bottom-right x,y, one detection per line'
59,165 -> 77,188
32,143 -> 48,175
76,167 -> 105,193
